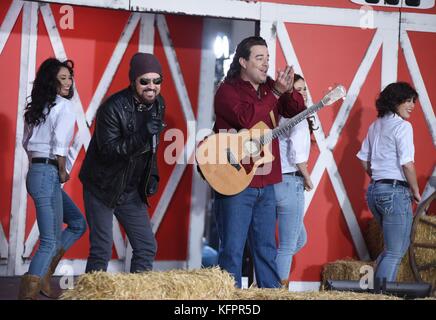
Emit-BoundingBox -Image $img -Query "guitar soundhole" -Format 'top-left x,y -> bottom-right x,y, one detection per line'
244,139 -> 260,157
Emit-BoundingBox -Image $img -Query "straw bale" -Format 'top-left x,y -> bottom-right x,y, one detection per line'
232,288 -> 401,300
60,267 -> 235,300
321,259 -> 374,287
363,215 -> 435,284
411,215 -> 436,288
364,219 -> 383,260
60,267 -> 406,300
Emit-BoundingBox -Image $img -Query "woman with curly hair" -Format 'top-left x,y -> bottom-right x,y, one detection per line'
357,82 -> 421,284
19,58 -> 86,299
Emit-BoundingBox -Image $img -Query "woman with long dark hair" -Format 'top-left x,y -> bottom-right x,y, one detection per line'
274,74 -> 317,287
19,58 -> 86,299
357,82 -> 421,283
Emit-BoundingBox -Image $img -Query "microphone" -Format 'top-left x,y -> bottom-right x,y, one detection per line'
150,101 -> 166,154
151,106 -> 160,154
152,134 -> 157,154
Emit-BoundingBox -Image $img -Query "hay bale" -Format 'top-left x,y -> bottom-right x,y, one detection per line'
363,215 -> 436,284
233,288 -> 401,300
410,215 -> 436,289
321,259 -> 374,288
60,267 -> 235,300
321,257 -> 416,285
60,266 -> 407,300
364,219 -> 383,260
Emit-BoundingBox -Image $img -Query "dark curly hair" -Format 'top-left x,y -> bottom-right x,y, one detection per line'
24,58 -> 74,126
225,36 -> 267,81
294,74 -> 318,133
375,82 -> 418,118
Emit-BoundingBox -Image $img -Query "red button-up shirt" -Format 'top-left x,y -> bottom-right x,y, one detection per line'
213,76 -> 305,188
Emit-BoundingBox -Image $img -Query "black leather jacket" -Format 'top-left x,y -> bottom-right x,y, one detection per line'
79,87 -> 165,208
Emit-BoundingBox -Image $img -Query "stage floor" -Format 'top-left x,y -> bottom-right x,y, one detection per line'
0,276 -> 63,300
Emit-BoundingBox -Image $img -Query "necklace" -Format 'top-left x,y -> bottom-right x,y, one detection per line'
136,103 -> 153,112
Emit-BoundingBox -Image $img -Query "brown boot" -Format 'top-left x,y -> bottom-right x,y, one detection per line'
18,273 -> 41,300
281,279 -> 289,289
40,248 -> 65,299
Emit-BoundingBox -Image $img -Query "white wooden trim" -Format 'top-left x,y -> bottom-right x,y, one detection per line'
18,259 -> 188,276
402,12 -> 436,33
139,13 -> 155,54
186,18 -> 216,270
260,20 -> 277,78
381,28 -> 399,89
151,15 -> 197,234
156,14 -> 195,122
420,167 -> 436,206
0,0 -> 25,264
130,0 -> 260,20
20,3 -> 38,262
27,1 -> 436,34
326,29 -> 383,150
0,224 -> 7,261
85,13 -> 141,127
276,22 -> 302,75
288,281 -> 321,292
0,264 -> 7,276
7,2 -> 36,275
30,0 -> 129,10
262,3 -> 381,29
0,0 -> 23,54
400,30 -> 436,146
150,138 -> 193,233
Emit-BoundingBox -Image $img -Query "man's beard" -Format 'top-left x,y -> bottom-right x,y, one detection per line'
138,89 -> 157,104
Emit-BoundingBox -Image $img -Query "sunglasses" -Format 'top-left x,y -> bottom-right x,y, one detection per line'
139,77 -> 163,86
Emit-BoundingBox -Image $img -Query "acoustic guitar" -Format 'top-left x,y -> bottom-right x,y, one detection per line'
196,85 -> 346,195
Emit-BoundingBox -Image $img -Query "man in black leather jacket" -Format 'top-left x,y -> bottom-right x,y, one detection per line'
79,53 -> 165,273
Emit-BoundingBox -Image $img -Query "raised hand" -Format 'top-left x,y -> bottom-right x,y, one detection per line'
273,65 -> 294,96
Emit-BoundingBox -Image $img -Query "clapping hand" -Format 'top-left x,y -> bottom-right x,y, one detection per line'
273,65 -> 294,96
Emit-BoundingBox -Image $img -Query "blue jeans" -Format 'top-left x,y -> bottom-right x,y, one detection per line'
214,186 -> 281,288
366,182 -> 413,282
84,188 -> 157,273
274,174 -> 307,281
26,163 -> 87,277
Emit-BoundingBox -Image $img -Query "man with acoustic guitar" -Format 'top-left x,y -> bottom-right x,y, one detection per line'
212,36 -> 305,288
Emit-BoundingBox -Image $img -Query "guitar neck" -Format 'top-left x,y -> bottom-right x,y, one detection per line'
261,101 -> 324,145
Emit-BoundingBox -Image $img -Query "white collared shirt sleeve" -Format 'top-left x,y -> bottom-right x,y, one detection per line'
290,121 -> 310,164
396,121 -> 414,165
357,134 -> 370,162
357,123 -> 374,162
52,100 -> 76,157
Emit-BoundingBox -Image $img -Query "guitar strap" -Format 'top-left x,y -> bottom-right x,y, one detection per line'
269,110 -> 277,128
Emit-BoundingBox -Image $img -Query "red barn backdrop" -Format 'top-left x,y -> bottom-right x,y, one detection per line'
0,0 -> 435,290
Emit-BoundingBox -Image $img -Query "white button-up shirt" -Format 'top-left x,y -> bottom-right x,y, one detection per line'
357,112 -> 414,181
278,117 -> 311,174
23,95 -> 76,159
